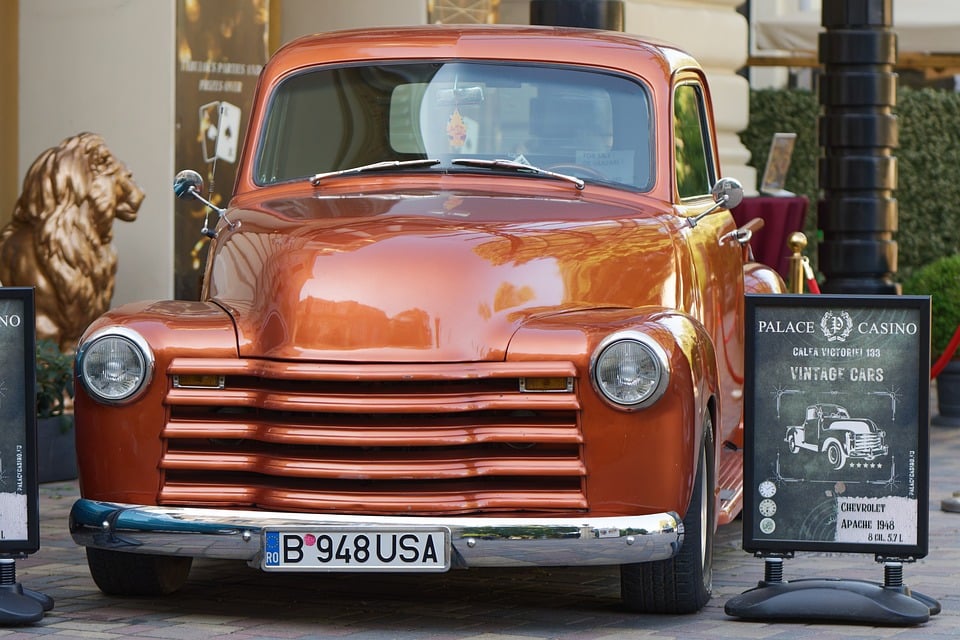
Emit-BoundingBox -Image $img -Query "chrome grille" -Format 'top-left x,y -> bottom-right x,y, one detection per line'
852,432 -> 884,455
160,359 -> 584,515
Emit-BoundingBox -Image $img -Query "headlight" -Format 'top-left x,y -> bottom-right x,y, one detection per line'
77,327 -> 154,404
591,332 -> 669,409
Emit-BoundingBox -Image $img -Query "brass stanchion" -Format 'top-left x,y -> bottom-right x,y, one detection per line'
787,232 -> 808,294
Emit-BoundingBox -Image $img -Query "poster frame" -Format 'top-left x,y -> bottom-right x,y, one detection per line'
0,287 -> 39,556
742,293 -> 930,559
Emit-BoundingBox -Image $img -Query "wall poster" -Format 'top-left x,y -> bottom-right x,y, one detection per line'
743,294 -> 930,559
175,0 -> 271,300
0,288 -> 38,554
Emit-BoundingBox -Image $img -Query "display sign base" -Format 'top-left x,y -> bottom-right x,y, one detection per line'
0,558 -> 53,625
725,557 -> 940,626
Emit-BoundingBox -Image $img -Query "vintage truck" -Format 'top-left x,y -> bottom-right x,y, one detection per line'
784,403 -> 889,470
69,24 -> 784,614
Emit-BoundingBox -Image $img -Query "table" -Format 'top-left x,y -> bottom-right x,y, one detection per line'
731,196 -> 809,279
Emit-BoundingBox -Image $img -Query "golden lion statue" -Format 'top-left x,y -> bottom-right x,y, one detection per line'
0,133 -> 144,352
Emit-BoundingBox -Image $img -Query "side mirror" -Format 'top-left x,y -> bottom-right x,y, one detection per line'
712,177 -> 744,210
173,169 -> 230,237
688,177 -> 744,228
173,169 -> 205,200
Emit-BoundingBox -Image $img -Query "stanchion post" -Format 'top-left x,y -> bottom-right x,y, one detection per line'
788,232 -> 807,294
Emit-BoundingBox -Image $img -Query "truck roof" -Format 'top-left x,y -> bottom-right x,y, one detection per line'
264,24 -> 699,82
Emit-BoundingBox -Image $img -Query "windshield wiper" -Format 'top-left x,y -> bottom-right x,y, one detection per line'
451,158 -> 585,190
310,159 -> 440,185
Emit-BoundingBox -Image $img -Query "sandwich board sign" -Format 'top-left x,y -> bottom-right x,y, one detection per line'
742,294 -> 929,557
0,288 -> 38,554
726,294 -> 938,625
0,287 -> 53,624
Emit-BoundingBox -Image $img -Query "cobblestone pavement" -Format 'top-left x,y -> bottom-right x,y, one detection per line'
4,390 -> 959,639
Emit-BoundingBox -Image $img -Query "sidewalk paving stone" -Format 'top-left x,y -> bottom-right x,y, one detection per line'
1,384 -> 956,638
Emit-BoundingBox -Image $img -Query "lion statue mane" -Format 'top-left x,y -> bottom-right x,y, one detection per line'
0,132 -> 145,352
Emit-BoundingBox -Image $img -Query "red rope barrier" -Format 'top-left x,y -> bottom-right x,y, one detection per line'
802,257 -> 821,294
932,323 -> 960,379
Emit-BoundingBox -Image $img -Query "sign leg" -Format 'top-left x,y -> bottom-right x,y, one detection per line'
0,558 -> 53,626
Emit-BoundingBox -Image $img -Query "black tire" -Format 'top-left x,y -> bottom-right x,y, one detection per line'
620,416 -> 714,614
86,548 -> 192,596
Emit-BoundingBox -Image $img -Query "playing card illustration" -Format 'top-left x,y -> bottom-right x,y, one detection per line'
199,100 -> 242,164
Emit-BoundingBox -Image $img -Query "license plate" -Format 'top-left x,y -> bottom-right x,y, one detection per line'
262,528 -> 450,572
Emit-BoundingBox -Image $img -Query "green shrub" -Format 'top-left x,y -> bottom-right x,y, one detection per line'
901,254 -> 960,357
36,338 -> 75,418
739,88 -> 819,247
740,87 -> 960,283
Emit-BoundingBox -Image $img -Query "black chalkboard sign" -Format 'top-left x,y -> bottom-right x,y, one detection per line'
743,294 -> 930,559
0,288 -> 38,555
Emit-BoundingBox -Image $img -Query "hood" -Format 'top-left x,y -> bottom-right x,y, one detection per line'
207,189 -> 679,361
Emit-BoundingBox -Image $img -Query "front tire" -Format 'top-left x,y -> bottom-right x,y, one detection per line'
620,416 -> 715,614
86,548 -> 192,596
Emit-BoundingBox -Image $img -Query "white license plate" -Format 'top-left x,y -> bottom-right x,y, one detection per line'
262,528 -> 450,572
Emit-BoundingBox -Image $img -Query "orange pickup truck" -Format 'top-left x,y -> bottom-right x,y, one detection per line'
70,24 -> 783,614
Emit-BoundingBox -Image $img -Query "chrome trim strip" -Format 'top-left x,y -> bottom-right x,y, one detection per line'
70,499 -> 682,569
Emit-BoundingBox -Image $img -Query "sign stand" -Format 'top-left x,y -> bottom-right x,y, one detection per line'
727,294 -> 941,626
0,289 -> 53,625
726,553 -> 939,625
0,557 -> 53,624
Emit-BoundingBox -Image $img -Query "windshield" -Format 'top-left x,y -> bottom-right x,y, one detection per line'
255,61 -> 654,190
827,420 -> 878,435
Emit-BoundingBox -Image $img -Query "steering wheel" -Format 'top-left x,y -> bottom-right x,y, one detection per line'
546,163 -> 605,180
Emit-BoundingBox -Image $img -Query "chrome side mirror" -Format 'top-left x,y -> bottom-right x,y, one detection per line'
173,169 -> 231,238
688,177 -> 744,227
173,169 -> 205,200
711,177 -> 744,210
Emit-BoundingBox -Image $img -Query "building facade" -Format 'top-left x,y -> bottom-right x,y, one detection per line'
2,0 -> 753,306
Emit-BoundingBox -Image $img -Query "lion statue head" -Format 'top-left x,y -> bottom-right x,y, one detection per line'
0,132 -> 145,352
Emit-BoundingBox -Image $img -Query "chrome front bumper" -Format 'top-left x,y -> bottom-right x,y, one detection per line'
70,499 -> 683,569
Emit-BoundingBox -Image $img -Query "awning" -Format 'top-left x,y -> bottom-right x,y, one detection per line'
754,1 -> 960,67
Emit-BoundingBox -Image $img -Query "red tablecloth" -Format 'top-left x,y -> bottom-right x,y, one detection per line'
731,196 -> 808,279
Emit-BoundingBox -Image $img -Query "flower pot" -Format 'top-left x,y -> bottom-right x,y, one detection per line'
36,414 -> 77,483
933,360 -> 960,427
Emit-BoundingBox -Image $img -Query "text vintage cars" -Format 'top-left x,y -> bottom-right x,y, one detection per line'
69,25 -> 784,614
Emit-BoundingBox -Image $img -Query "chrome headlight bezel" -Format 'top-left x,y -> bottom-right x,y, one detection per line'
76,327 -> 154,405
589,331 -> 670,410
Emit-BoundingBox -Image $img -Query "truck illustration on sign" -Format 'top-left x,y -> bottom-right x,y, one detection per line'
784,404 -> 889,470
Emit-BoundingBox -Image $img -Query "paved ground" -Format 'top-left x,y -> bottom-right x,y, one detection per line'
4,387 -> 959,639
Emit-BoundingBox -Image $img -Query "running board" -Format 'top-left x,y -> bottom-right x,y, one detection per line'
718,447 -> 744,525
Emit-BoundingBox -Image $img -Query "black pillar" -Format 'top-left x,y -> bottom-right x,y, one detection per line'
530,0 -> 624,30
817,0 -> 899,294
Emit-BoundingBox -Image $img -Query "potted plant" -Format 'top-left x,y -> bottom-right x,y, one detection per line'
35,338 -> 77,482
902,254 -> 960,427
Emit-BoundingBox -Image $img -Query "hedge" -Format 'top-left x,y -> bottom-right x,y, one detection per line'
740,87 -> 960,283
